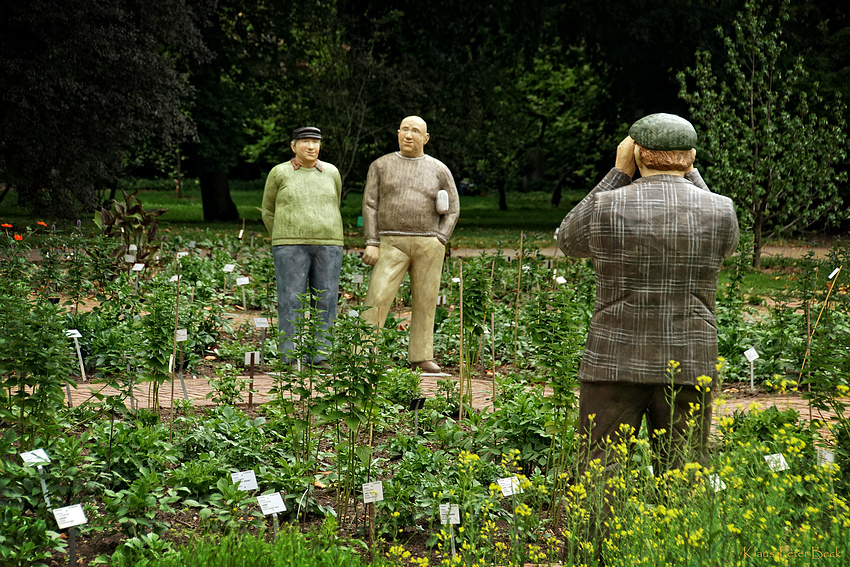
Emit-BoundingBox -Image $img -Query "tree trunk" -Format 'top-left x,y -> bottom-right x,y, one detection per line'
200,170 -> 240,222
551,178 -> 563,207
498,181 -> 508,211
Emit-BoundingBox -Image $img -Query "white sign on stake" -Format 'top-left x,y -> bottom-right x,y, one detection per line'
555,276 -> 567,285
439,503 -> 460,525
65,329 -> 82,339
348,309 -> 359,318
765,453 -> 789,472
231,470 -> 259,492
124,254 -> 135,263
20,448 -> 51,466
744,347 -> 760,362
177,251 -> 189,259
236,277 -> 250,286
452,277 -> 461,284
188,241 -> 196,248
352,274 -> 364,284
132,263 -> 145,272
244,351 -> 261,366
253,317 -> 269,328
223,264 -> 236,273
238,229 -> 244,240
53,504 -> 88,529
817,447 -> 835,466
128,244 -> 138,253
709,474 -> 727,492
437,295 -> 447,306
170,275 -> 180,282
828,267 -> 840,280
257,492 -> 287,516
175,329 -> 188,342
362,481 -> 384,503
168,354 -> 174,374
497,476 -> 523,497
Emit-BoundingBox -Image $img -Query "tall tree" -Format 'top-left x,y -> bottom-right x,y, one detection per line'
678,0 -> 847,267
0,0 -> 208,218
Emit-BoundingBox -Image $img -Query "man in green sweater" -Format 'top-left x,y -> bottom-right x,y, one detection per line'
262,126 -> 343,367
361,116 -> 460,372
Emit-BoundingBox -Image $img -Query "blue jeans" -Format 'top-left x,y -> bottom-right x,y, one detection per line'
272,245 -> 342,363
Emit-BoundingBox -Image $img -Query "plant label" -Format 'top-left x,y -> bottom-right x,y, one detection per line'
176,251 -> 189,259
497,476 -> 523,497
236,277 -> 249,286
352,274 -> 364,284
170,275 -> 180,282
828,267 -> 840,279
223,264 -> 236,273
555,276 -> 567,285
128,244 -> 138,252
238,229 -> 244,240
817,448 -> 835,466
553,228 -> 559,239
169,354 -> 174,373
452,278 -> 460,284
53,504 -> 88,529
362,481 -> 384,503
188,241 -> 196,248
546,259 -> 553,269
765,453 -> 789,472
124,254 -> 135,263
257,492 -> 287,516
253,317 -> 269,328
20,448 -> 51,466
175,329 -> 188,342
231,470 -> 258,492
709,474 -> 726,492
244,351 -> 261,366
132,263 -> 145,272
437,295 -> 447,306
348,309 -> 359,318
744,347 -> 759,362
439,503 -> 460,525
65,329 -> 82,339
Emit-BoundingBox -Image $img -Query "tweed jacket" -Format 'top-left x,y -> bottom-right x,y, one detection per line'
558,167 -> 739,385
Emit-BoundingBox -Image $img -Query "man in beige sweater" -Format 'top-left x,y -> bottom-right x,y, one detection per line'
361,116 -> 460,372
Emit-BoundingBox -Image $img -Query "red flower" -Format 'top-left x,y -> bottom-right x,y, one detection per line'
1,223 -> 12,228
37,221 -> 48,227
13,234 -> 23,241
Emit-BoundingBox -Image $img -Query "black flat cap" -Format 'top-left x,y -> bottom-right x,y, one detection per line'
629,113 -> 697,151
292,126 -> 322,140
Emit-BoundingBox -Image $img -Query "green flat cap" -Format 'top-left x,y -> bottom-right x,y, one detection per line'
629,113 -> 697,151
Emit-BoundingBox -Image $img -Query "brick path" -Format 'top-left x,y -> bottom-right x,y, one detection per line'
67,370 -> 840,431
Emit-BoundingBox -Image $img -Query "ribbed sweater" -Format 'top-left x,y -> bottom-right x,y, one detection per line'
362,153 -> 459,246
261,160 -> 344,246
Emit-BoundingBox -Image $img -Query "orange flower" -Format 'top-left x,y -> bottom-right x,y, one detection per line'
14,234 -> 23,241
37,221 -> 48,227
1,223 -> 12,228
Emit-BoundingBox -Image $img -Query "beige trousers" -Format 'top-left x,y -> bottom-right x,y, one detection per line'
361,235 -> 445,362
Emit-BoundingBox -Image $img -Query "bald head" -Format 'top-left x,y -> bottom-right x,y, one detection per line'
398,116 -> 430,158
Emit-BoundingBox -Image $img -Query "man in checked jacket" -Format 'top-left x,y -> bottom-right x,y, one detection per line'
558,113 -> 739,474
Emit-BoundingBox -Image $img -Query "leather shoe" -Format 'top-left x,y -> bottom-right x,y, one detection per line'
412,360 -> 441,373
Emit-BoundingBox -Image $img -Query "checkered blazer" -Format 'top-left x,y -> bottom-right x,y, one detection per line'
558,168 -> 739,385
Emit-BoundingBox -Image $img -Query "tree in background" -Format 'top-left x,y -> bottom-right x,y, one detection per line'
679,0 -> 847,267
0,0 -> 208,218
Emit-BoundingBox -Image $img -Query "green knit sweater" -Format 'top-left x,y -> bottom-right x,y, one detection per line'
261,160 -> 344,246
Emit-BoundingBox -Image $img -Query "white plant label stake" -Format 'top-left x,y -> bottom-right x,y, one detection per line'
21,449 -> 52,508
709,474 -> 727,492
362,481 -> 384,504
65,329 -> 86,384
231,470 -> 259,492
54,503 -> 88,566
175,329 -> 189,399
744,347 -> 759,391
497,476 -> 523,497
439,503 -> 461,556
257,491 -> 287,539
817,447 -> 835,467
237,276 -> 250,310
765,453 -> 789,472
223,263 -> 235,290
352,274 -> 364,285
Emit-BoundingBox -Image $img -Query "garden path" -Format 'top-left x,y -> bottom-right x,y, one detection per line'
68,370 -> 841,435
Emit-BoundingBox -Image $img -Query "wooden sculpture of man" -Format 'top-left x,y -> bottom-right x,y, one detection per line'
360,116 -> 460,372
558,113 -> 740,472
